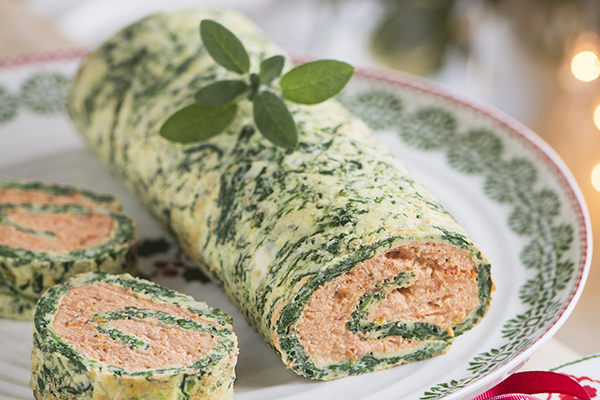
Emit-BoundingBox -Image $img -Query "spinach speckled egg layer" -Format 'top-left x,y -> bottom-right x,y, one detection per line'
31,272 -> 238,400
68,10 -> 493,380
0,199 -> 137,320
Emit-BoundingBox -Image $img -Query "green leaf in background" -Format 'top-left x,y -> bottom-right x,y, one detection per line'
159,103 -> 238,144
280,59 -> 354,105
259,55 -> 285,85
253,91 -> 298,149
200,20 -> 250,74
194,80 -> 247,106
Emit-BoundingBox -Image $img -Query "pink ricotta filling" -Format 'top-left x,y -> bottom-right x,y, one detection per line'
52,283 -> 217,371
0,209 -> 114,253
294,242 -> 481,363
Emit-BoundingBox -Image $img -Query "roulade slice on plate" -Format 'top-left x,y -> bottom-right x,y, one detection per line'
0,178 -> 137,320
31,272 -> 238,400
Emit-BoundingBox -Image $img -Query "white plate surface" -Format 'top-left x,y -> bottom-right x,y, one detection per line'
0,51 -> 592,400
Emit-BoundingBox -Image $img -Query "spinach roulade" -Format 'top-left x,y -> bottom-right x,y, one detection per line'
68,10 -> 494,380
31,272 -> 238,400
0,178 -> 137,320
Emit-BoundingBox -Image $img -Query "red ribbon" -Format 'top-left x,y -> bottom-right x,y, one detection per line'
473,371 -> 592,400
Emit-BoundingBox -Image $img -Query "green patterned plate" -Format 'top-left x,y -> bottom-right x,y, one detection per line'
0,51 -> 591,400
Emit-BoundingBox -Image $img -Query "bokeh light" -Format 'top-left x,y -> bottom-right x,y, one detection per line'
592,164 -> 600,191
595,104 -> 600,131
571,51 -> 600,81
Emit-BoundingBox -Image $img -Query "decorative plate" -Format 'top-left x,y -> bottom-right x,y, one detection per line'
0,50 -> 591,400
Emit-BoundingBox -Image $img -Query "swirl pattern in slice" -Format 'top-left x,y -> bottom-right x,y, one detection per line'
31,272 -> 238,400
0,179 -> 137,320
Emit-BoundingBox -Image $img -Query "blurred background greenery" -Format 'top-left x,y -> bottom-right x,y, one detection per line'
368,0 -> 599,76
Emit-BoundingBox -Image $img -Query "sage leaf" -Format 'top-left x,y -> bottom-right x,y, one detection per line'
259,55 -> 285,85
253,91 -> 298,149
200,20 -> 250,74
280,59 -> 354,105
194,80 -> 247,106
247,73 -> 260,101
160,103 -> 238,144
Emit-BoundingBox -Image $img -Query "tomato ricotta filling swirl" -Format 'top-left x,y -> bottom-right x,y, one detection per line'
283,243 -> 483,372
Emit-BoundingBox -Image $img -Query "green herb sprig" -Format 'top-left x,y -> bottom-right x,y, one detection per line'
159,19 -> 354,150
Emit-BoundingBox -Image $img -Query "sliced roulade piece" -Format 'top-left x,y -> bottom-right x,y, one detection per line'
0,202 -> 137,320
31,272 -> 238,400
68,10 -> 494,380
